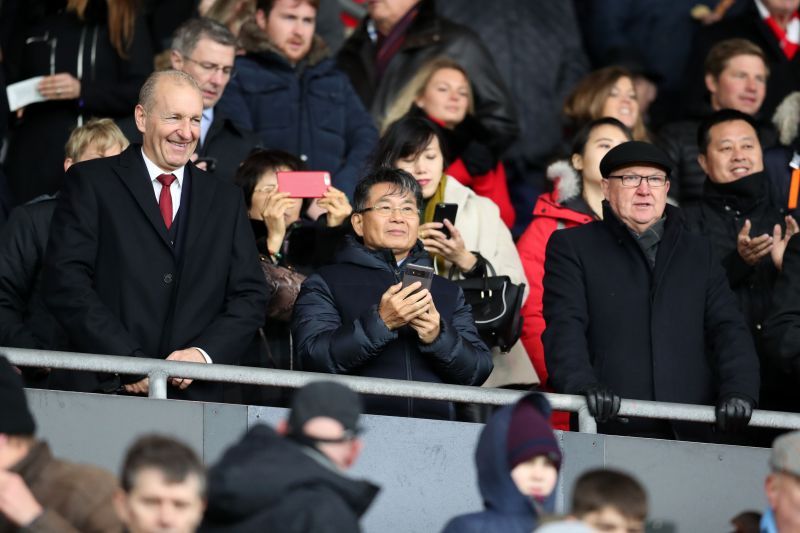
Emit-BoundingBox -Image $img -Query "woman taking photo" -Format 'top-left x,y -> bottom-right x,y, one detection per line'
374,116 -> 536,392
382,57 -> 516,228
516,117 -> 632,428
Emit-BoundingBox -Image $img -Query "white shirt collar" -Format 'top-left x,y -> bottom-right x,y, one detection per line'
141,148 -> 186,185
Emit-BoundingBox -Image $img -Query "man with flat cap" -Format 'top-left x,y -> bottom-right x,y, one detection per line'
542,141 -> 760,441
200,381 -> 379,532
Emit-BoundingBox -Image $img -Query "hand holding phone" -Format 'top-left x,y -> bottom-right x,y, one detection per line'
432,203 -> 458,239
277,171 -> 331,198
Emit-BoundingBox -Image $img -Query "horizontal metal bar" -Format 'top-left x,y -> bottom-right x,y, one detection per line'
4,347 -> 800,431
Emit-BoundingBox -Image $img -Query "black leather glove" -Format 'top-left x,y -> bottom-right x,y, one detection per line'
715,394 -> 754,433
582,385 -> 621,423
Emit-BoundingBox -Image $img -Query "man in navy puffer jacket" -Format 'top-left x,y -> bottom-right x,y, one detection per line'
291,168 -> 492,419
217,0 -> 378,199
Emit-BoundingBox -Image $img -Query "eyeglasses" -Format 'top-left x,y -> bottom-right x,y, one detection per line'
359,205 -> 420,218
183,57 -> 236,77
253,184 -> 277,193
607,174 -> 668,188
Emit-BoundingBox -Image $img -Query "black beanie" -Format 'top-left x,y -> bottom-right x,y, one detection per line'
0,356 -> 36,435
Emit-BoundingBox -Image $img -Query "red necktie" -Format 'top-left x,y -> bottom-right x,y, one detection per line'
157,173 -> 176,229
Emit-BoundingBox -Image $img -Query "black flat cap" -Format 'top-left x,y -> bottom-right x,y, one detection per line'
289,381 -> 363,434
599,141 -> 673,179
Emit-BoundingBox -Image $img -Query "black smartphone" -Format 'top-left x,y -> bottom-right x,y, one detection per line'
401,263 -> 434,294
432,203 -> 458,239
195,157 -> 217,172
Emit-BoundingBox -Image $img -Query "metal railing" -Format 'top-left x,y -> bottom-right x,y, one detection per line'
5,347 -> 800,435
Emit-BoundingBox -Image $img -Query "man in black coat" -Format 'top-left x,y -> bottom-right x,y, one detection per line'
542,141 -> 760,440
201,381 -> 379,533
336,0 -> 518,157
684,109 -> 797,418
42,70 -> 269,402
291,168 -> 492,419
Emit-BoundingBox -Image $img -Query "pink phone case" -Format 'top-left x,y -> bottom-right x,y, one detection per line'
276,171 -> 332,198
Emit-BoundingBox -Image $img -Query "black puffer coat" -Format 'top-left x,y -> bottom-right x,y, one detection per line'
683,172 -> 793,412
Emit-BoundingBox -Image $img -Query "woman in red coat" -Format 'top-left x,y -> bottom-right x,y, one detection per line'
516,117 -> 631,429
382,57 -> 517,228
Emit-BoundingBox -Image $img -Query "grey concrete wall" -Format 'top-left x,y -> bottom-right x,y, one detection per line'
27,390 -> 770,532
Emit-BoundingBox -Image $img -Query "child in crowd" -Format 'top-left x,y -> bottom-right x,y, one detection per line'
442,393 -> 561,532
570,469 -> 648,533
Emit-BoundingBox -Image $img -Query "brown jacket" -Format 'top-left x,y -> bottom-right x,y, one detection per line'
0,441 -> 122,533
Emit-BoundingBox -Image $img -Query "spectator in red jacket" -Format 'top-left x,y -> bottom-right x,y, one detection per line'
516,117 -> 631,429
381,57 -> 516,228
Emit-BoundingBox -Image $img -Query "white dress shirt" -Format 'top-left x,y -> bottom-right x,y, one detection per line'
140,148 -> 212,364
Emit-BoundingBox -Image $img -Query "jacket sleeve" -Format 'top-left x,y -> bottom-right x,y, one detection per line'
703,240 -> 761,404
419,287 -> 493,386
79,16 -> 153,116
291,273 -> 399,373
0,206 -> 44,348
541,230 -> 599,394
215,69 -> 255,133
764,235 -> 800,378
188,192 -> 269,363
332,78 -> 378,199
42,167 -> 144,357
516,219 -> 552,385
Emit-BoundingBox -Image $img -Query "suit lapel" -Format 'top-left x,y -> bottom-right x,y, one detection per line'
113,145 -> 173,249
183,164 -> 216,254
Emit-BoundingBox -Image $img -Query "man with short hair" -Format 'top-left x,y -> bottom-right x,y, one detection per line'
217,0 -> 377,198
172,18 -> 261,182
570,469 -> 648,533
659,38 -> 774,204
543,141 -> 760,440
762,430 -> 800,532
291,168 -> 492,419
43,70 -> 269,401
201,381 -> 379,532
0,119 -> 128,387
115,435 -> 206,533
684,109 -> 797,421
0,355 -> 122,532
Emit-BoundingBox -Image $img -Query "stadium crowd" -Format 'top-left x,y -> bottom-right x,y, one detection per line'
1,0 -> 800,530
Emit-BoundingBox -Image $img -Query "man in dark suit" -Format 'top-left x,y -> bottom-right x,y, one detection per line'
542,141 -> 760,441
43,70 -> 269,401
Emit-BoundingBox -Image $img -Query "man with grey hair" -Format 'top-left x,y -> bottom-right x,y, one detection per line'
762,430 -> 800,532
43,70 -> 269,402
171,18 -> 260,181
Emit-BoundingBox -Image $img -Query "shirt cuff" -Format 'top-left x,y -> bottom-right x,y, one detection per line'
194,347 -> 212,364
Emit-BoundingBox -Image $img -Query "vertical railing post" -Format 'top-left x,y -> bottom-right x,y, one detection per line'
577,404 -> 598,434
148,370 -> 168,399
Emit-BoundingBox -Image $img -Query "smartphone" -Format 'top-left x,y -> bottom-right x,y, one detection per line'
276,171 -> 331,198
401,263 -> 434,294
432,203 -> 458,239
194,157 -> 217,172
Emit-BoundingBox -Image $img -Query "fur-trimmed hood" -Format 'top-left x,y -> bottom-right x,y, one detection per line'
546,160 -> 581,203
773,91 -> 800,147
238,17 -> 331,66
